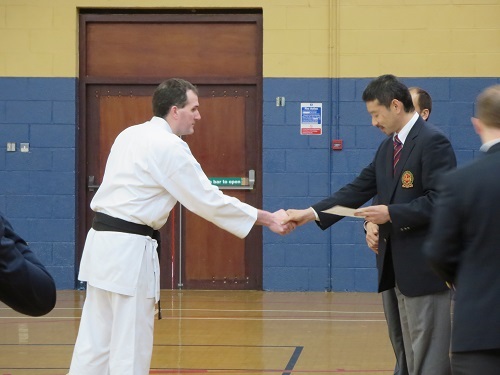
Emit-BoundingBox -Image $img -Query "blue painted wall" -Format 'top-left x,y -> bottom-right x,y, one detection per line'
0,77 -> 77,289
1,76 -> 497,291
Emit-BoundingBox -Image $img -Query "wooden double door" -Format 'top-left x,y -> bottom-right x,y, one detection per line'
78,11 -> 263,290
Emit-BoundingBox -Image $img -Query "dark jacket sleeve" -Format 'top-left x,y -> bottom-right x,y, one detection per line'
0,214 -> 57,316
423,176 -> 461,284
312,159 -> 378,230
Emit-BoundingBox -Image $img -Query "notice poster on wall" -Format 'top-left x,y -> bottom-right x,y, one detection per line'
300,103 -> 322,135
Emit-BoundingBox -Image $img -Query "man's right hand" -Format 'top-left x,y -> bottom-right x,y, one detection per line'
283,208 -> 316,227
256,209 -> 296,235
270,209 -> 296,235
365,221 -> 379,254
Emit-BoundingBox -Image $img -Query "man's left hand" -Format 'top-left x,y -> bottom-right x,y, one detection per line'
355,205 -> 390,225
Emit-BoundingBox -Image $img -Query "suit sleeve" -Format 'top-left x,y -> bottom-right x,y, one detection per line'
389,131 -> 456,230
0,215 -> 57,316
423,177 -> 462,283
312,160 -> 378,230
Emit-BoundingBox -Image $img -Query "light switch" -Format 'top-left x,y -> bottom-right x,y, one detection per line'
20,143 -> 30,152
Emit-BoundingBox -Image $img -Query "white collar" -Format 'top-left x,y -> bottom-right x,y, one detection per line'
394,112 -> 419,144
480,137 -> 500,152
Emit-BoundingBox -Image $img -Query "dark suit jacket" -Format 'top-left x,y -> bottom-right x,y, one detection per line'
0,212 -> 56,316
424,142 -> 500,352
312,117 -> 456,297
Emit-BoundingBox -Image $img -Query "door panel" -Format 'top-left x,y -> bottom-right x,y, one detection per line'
86,22 -> 259,78
183,88 -> 261,289
99,95 -> 152,178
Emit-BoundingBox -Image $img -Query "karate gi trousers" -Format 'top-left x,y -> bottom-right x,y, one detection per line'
69,238 -> 158,375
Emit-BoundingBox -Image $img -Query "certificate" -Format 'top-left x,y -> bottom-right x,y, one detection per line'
321,205 -> 364,218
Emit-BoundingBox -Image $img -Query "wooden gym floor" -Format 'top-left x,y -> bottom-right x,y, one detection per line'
0,290 -> 396,375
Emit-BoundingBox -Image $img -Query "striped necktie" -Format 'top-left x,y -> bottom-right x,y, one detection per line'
393,134 -> 403,173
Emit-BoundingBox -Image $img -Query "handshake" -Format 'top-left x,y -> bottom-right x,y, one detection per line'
258,208 -> 317,236
261,204 -> 390,236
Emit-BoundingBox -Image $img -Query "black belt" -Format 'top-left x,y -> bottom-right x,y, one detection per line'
92,212 -> 161,252
93,211 -> 156,237
91,211 -> 162,319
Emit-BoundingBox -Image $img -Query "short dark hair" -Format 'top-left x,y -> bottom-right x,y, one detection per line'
409,87 -> 432,116
152,78 -> 198,118
362,74 -> 414,113
476,84 -> 500,129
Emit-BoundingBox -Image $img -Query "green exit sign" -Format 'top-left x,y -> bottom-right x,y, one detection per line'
209,177 -> 248,187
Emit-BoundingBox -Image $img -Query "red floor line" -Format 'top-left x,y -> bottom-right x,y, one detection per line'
149,369 -> 392,374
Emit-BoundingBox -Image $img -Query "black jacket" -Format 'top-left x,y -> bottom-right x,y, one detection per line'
424,142 -> 500,352
0,212 -> 56,316
312,118 -> 457,297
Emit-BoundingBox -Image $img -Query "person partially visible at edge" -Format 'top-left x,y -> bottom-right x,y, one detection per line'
0,211 -> 56,317
68,78 -> 295,375
424,84 -> 500,375
409,86 -> 432,121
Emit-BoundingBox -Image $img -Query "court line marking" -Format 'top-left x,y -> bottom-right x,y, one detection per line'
1,307 -> 384,314
0,316 -> 386,322
283,346 -> 303,375
1,307 -> 385,322
148,369 -> 393,373
156,308 -> 385,314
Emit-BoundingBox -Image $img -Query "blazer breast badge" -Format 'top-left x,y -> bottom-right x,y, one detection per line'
401,171 -> 414,188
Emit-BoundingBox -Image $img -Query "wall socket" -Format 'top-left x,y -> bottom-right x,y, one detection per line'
7,142 -> 16,152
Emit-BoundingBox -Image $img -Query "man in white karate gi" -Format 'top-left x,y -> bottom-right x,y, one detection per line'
68,78 -> 293,375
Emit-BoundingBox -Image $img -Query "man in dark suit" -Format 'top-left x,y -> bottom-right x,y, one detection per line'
284,74 -> 456,375
365,86 -> 433,375
0,211 -> 56,316
424,84 -> 500,375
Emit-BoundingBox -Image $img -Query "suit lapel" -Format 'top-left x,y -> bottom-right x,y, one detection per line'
390,118 -> 424,197
385,137 -> 394,181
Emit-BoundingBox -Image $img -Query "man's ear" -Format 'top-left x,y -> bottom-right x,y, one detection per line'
170,105 -> 179,119
471,117 -> 482,135
391,99 -> 402,113
421,109 -> 430,121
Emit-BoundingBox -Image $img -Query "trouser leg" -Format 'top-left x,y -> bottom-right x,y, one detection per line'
382,288 -> 409,375
69,285 -> 113,375
396,287 -> 451,375
108,249 -> 155,375
69,249 -> 156,375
